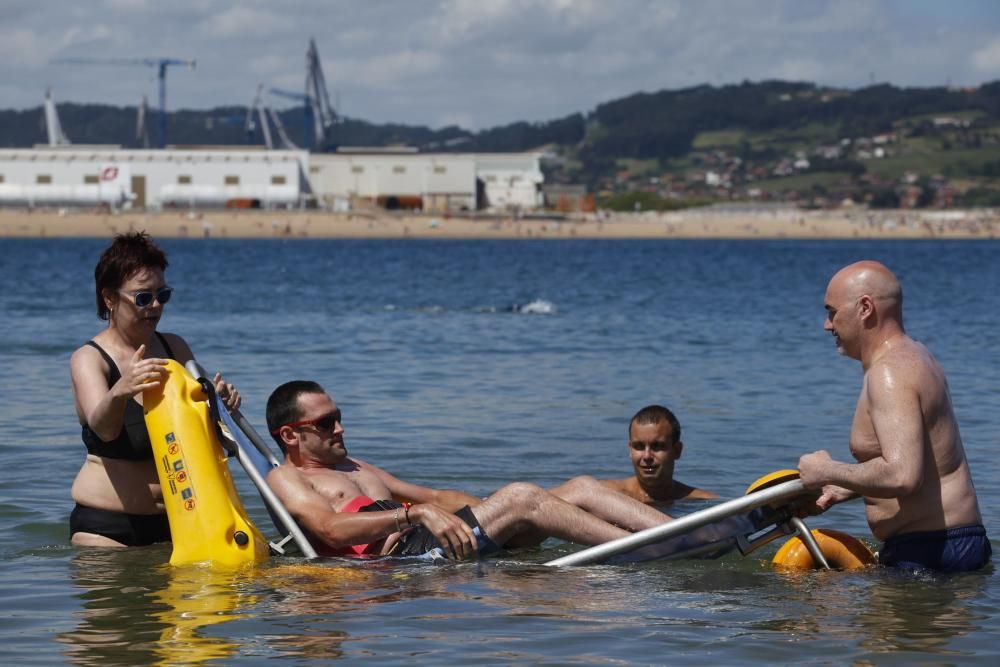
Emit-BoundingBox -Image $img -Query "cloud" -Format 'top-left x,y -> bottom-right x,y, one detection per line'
101,0 -> 151,10
3,0 -> 999,126
195,5 -> 296,38
0,28 -> 46,66
364,49 -> 446,83
972,38 -> 1000,76
245,55 -> 289,79
768,59 -> 829,85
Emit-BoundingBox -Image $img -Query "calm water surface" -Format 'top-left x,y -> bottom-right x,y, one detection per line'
0,237 -> 997,664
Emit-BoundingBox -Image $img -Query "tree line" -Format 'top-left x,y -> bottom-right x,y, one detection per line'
3,79 -> 998,175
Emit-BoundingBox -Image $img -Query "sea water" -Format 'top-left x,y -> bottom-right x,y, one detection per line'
0,237 -> 997,664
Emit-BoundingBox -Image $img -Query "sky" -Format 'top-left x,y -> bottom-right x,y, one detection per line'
3,0 -> 999,130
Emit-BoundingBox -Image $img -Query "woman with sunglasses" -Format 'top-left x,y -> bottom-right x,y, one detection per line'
68,232 -> 241,547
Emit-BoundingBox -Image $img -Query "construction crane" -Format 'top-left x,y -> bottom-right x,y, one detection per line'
306,38 -> 338,143
242,84 -> 297,150
268,107 -> 300,150
266,39 -> 339,151
268,87 -> 315,149
43,88 -> 71,146
136,95 -> 150,148
244,84 -> 274,148
52,57 -> 196,148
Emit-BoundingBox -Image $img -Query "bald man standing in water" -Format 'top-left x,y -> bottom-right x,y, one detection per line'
798,260 -> 991,572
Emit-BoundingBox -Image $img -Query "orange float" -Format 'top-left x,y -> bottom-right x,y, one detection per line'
773,528 -> 876,571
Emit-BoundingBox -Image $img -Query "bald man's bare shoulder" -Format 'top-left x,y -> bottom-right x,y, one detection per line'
871,336 -> 938,381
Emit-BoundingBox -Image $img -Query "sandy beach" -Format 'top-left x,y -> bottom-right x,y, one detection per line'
1,207 -> 997,240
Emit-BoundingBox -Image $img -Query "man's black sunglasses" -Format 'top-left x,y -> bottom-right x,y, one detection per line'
270,410 -> 342,435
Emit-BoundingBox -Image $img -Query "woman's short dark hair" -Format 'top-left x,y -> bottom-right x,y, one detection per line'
94,231 -> 168,320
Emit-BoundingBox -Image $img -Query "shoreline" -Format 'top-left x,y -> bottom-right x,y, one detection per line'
1,208 -> 997,240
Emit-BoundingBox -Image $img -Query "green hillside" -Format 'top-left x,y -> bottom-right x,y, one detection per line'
3,79 -> 999,208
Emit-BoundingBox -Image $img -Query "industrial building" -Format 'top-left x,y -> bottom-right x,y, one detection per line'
0,146 -> 545,213
474,153 -> 545,211
308,149 -> 476,212
0,146 -> 306,210
309,149 -> 543,212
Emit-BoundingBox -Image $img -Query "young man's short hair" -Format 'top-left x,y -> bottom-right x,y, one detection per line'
266,380 -> 326,453
629,405 -> 681,445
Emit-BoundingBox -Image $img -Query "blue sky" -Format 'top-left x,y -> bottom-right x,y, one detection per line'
3,0 -> 999,130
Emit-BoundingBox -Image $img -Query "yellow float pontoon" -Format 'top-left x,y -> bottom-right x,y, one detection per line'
144,360 -> 270,567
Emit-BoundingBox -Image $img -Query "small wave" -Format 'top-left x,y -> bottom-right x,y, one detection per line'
381,300 -> 557,315
509,299 -> 556,315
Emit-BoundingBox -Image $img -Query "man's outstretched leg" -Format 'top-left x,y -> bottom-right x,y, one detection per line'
549,475 -> 672,531
470,482 -> 634,547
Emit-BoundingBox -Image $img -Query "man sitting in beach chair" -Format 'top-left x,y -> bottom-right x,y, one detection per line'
264,381 -> 674,559
546,405 -> 717,525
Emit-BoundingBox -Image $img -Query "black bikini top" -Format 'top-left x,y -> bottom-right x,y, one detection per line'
80,332 -> 175,461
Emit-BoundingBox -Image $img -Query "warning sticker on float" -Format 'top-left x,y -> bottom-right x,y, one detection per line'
161,433 -> 197,510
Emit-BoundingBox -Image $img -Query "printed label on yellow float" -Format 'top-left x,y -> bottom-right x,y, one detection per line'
161,432 -> 197,511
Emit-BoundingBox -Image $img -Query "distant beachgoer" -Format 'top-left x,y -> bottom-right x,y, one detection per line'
798,260 -> 990,572
69,232 -> 240,547
548,405 -> 717,521
264,381 -> 674,559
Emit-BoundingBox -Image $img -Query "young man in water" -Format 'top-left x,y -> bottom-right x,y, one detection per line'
265,381 -> 674,559
547,405 -> 716,521
798,260 -> 990,572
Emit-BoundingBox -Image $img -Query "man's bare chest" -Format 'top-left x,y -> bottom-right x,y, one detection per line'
849,396 -> 881,462
307,464 -> 389,504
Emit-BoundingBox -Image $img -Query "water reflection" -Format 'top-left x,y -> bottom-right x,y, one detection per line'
756,565 -> 991,659
756,569 -> 879,643
856,570 -> 989,656
152,564 -> 255,666
254,561 -> 375,661
58,547 -> 257,666
58,548 -> 172,666
50,544 -> 996,663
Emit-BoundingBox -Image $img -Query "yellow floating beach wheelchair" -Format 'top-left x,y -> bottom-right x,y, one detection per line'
145,362 -> 872,572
